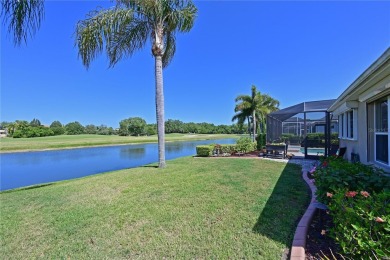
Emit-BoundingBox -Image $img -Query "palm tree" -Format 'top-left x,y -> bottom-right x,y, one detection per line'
233,85 -> 260,142
75,0 -> 197,168
232,105 -> 252,138
256,94 -> 279,134
1,0 -> 45,46
232,85 -> 279,142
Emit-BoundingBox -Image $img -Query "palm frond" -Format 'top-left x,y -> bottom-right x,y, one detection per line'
109,18 -> 150,66
164,0 -> 197,32
75,7 -> 137,69
162,31 -> 176,68
234,95 -> 252,103
1,0 -> 44,46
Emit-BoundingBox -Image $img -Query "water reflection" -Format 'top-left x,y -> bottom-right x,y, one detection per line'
0,138 -> 235,191
120,146 -> 146,159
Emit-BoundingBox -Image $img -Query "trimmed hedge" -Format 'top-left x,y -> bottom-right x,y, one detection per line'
196,145 -> 213,157
196,139 -> 257,157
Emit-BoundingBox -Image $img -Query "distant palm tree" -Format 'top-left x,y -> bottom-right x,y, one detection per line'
232,85 -> 279,142
232,105 -> 252,138
256,94 -> 279,134
75,0 -> 197,168
1,0 -> 45,46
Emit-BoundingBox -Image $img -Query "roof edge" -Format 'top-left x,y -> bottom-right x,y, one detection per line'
329,47 -> 390,111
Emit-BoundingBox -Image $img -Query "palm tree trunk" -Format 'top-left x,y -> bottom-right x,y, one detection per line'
155,55 -> 166,168
252,111 -> 256,142
247,117 -> 251,139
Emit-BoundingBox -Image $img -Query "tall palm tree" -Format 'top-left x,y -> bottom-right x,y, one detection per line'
1,0 -> 45,46
75,0 -> 197,168
256,94 -> 279,134
232,105 -> 252,138
232,85 -> 279,142
233,86 -> 259,142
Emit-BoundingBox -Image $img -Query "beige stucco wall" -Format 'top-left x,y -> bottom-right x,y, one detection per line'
339,102 -> 368,163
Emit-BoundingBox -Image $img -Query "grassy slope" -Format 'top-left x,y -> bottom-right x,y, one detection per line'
0,158 -> 309,259
0,134 -> 238,152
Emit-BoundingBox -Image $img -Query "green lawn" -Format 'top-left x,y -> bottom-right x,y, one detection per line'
0,134 -> 238,152
0,157 -> 309,259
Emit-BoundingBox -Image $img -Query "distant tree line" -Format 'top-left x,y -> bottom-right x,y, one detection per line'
0,118 -> 246,138
0,119 -> 116,138
118,118 -> 246,136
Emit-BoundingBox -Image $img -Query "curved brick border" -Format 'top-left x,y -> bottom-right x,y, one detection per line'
290,168 -> 318,259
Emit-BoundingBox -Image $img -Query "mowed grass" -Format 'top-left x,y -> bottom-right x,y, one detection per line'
0,157 -> 309,259
0,133 -> 238,152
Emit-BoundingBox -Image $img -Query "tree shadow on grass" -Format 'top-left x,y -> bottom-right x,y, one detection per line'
140,165 -> 159,168
252,162 -> 310,248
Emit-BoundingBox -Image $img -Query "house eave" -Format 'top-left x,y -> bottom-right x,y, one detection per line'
328,47 -> 390,112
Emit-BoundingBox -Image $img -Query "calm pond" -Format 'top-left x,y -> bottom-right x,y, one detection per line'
0,138 -> 235,191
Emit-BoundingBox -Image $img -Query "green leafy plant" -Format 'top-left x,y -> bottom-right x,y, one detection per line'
196,145 -> 213,157
313,156 -> 390,204
236,137 -> 255,153
256,133 -> 266,150
327,189 -> 390,258
312,156 -> 390,258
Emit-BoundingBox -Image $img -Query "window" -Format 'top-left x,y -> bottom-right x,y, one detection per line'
338,114 -> 344,138
338,109 -> 357,140
374,97 -> 389,165
347,110 -> 354,139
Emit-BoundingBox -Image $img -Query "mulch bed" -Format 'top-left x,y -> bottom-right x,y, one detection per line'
305,208 -> 345,259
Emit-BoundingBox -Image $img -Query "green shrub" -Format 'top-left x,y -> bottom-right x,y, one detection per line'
328,190 -> 390,258
312,156 -> 390,258
313,156 -> 390,204
281,134 -> 302,145
220,144 -> 236,154
196,145 -> 213,157
12,126 -> 54,138
12,130 -> 24,138
256,133 -> 266,150
236,137 -> 255,153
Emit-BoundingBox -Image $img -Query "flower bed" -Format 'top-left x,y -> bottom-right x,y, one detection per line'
312,156 -> 390,259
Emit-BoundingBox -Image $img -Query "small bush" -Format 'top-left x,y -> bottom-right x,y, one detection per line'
313,156 -> 390,204
328,190 -> 390,258
312,156 -> 390,258
256,133 -> 266,150
236,137 -> 256,153
213,144 -> 236,156
196,145 -> 213,157
220,144 -> 236,154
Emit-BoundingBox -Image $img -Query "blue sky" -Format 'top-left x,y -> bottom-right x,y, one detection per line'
1,0 -> 390,128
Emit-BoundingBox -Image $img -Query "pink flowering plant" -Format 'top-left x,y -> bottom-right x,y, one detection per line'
313,157 -> 390,204
327,189 -> 390,258
312,156 -> 390,258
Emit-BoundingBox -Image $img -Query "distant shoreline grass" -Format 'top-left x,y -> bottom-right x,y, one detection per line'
0,133 -> 239,153
0,157 -> 309,258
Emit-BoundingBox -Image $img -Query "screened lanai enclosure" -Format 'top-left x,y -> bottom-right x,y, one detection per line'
267,99 -> 339,159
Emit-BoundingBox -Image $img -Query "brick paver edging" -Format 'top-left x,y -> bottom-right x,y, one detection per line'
290,169 -> 318,259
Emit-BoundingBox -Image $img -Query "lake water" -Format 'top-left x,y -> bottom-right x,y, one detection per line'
0,138 -> 235,191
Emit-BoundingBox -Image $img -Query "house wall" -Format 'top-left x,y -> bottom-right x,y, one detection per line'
330,48 -> 390,173
339,102 -> 368,163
